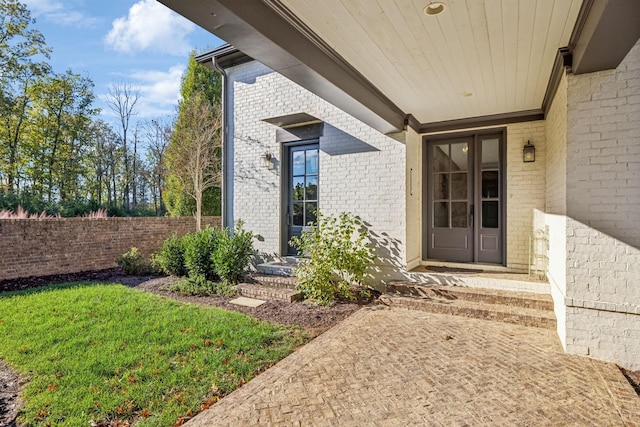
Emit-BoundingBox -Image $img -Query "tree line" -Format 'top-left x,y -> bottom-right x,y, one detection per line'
0,0 -> 222,218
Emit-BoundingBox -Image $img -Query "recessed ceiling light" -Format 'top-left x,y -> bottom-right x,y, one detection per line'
460,91 -> 474,97
424,2 -> 446,16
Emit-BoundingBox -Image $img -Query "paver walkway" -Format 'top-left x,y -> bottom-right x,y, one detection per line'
186,306 -> 640,426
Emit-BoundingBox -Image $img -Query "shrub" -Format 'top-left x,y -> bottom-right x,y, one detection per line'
152,232 -> 187,276
170,274 -> 215,296
290,211 -> 374,305
212,221 -> 254,285
116,247 -> 144,275
169,274 -> 236,297
183,226 -> 219,279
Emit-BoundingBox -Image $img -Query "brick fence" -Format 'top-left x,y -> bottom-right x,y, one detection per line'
0,216 -> 221,280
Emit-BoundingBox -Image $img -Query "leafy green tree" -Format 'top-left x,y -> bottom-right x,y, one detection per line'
24,70 -> 96,202
0,0 -> 51,192
164,52 -> 222,219
180,50 -> 222,105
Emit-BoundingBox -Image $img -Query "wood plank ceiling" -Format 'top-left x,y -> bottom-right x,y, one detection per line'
279,0 -> 583,124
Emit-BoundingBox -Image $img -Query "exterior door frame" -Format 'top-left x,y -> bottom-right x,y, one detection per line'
275,122 -> 324,256
280,139 -> 320,256
422,128 -> 507,265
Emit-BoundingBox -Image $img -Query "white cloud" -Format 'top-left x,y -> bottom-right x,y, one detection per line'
23,0 -> 99,28
131,64 -> 185,108
104,0 -> 196,55
97,64 -> 186,121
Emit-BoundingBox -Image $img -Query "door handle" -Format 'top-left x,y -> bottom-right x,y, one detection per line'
469,205 -> 474,227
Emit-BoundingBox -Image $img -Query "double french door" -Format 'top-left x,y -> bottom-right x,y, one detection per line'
424,133 -> 504,264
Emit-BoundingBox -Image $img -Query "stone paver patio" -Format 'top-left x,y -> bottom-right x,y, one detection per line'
187,307 -> 640,426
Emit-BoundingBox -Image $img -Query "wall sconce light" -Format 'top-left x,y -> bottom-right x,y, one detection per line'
523,141 -> 535,163
260,151 -> 274,169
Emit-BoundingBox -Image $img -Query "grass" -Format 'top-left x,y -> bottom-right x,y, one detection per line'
0,282 -> 302,426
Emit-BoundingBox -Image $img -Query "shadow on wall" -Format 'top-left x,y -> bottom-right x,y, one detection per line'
320,124 -> 380,156
252,251 -> 279,267
364,221 -> 464,290
234,65 -> 273,85
234,134 -> 279,193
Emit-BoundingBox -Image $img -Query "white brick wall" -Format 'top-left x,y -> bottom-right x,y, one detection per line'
226,60 -> 406,282
562,39 -> 640,370
505,122 -> 546,270
544,72 -> 569,347
545,73 -> 568,215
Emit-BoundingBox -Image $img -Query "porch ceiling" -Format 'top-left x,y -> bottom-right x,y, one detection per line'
278,0 -> 582,124
159,0 -> 639,134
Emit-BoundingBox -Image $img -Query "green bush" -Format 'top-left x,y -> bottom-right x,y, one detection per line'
290,212 -> 374,305
151,232 -> 187,276
170,274 -> 237,297
116,247 -> 144,275
169,274 -> 215,296
212,221 -> 254,285
183,226 -> 219,279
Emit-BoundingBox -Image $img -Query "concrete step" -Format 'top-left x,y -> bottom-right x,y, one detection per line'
379,294 -> 556,329
387,281 -> 554,311
236,283 -> 302,303
255,262 -> 296,277
245,273 -> 297,290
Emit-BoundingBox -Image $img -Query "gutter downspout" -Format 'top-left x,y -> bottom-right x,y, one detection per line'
212,55 -> 230,229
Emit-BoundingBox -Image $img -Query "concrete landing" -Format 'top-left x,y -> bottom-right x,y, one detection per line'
229,296 -> 266,308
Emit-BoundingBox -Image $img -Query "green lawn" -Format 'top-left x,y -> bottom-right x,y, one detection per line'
0,283 -> 301,426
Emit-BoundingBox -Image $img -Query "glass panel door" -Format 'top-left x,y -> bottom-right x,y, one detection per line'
287,144 -> 319,255
477,137 -> 502,263
425,133 -> 504,264
426,138 -> 473,262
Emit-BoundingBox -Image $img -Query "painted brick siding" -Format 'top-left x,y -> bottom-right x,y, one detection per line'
0,216 -> 221,281
564,39 -> 640,370
505,122 -> 546,270
227,61 -> 406,281
545,73 -> 568,215
544,72 -> 569,346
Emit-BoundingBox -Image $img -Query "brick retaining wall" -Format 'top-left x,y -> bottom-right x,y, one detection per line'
0,216 -> 221,280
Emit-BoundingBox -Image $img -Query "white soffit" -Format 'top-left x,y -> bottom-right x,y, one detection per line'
280,0 -> 583,124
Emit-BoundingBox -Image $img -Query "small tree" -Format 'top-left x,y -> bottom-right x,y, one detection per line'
165,91 -> 221,231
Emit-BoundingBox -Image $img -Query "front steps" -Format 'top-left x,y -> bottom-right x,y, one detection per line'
238,262 -> 556,331
380,281 -> 556,329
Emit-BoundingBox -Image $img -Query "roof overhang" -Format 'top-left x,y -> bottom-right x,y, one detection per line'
160,0 -> 406,134
570,0 -> 640,74
161,0 -> 640,134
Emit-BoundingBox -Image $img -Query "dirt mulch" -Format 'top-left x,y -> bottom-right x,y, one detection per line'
0,360 -> 26,427
0,268 -> 148,293
134,276 -> 361,336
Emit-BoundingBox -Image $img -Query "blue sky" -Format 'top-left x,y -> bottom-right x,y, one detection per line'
22,0 -> 224,123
